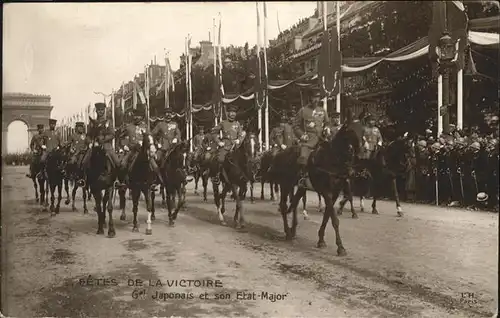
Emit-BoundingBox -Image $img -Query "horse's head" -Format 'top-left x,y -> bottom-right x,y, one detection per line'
247,129 -> 260,158
338,109 -> 364,157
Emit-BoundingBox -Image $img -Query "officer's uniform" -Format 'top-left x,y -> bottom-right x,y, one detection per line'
27,124 -> 46,178
360,114 -> 383,160
120,109 -> 161,183
151,109 -> 182,165
325,111 -> 341,140
293,92 -> 330,171
40,119 -> 62,173
67,122 -> 89,175
81,103 -> 122,175
213,104 -> 246,169
192,128 -> 206,162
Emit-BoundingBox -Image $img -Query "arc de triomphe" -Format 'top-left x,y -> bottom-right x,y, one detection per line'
2,93 -> 53,155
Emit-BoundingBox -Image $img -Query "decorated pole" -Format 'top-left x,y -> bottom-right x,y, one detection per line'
188,37 -> 194,152
256,2 -> 263,152
263,2 -> 270,151
164,49 -> 170,110
322,1 -> 328,111
213,18 -> 218,126
438,74 -> 443,136
184,37 -> 190,142
336,1 -> 341,115
111,89 -> 116,150
217,12 -> 223,125
145,64 -> 151,131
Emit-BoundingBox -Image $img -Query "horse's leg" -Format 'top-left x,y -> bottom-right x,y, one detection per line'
33,178 -> 39,202
71,182 -> 78,211
160,185 -> 166,206
392,177 -> 403,217
82,185 -> 88,214
234,183 -> 246,229
49,182 -> 56,215
131,187 -> 140,232
150,186 -> 156,221
104,188 -> 115,237
202,172 -> 209,202
260,179 -> 265,200
250,181 -> 255,204
279,183 -> 292,239
94,190 -> 104,234
371,175 -> 380,215
324,187 -> 346,256
194,172 -> 199,195
64,178 -> 71,205
144,187 -> 153,235
287,187 -> 306,239
212,179 -> 226,225
301,190 -> 309,220
270,181 -> 276,201
55,180 -> 62,214
171,186 -> 185,226
119,188 -> 126,220
165,187 -> 174,226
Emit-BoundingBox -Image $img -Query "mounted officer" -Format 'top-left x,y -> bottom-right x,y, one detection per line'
189,125 -> 207,170
213,104 -> 246,177
66,121 -> 89,183
360,113 -> 383,160
270,112 -> 294,152
81,102 -> 123,186
40,119 -> 62,178
120,108 -> 163,188
151,108 -> 182,167
325,111 -> 341,139
26,124 -> 46,178
293,90 -> 330,184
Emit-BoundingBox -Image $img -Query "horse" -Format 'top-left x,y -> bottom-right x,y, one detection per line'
86,139 -> 119,237
158,140 -> 190,226
273,111 -> 364,255
210,132 -> 254,228
339,131 -> 414,217
61,143 -> 91,214
246,131 -> 260,203
257,149 -> 280,201
125,132 -> 156,234
192,145 -> 213,202
45,146 -> 66,216
26,148 -> 48,209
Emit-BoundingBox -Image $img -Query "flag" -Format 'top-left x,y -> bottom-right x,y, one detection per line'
136,81 -> 146,105
218,14 -> 224,97
318,24 -> 341,96
428,1 -> 468,69
133,79 -> 138,109
121,82 -> 125,114
166,57 -> 175,92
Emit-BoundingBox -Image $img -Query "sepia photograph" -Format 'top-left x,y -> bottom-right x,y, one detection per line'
1,1 -> 499,317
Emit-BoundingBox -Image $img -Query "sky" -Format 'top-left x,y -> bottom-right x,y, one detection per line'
3,2 -> 316,122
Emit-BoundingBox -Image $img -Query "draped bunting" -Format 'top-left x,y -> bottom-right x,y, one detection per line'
468,31 -> 500,46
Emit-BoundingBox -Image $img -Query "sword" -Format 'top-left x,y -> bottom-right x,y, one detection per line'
457,167 -> 464,205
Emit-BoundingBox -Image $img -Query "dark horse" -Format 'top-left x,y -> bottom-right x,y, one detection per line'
124,132 -> 156,234
45,146 -> 66,216
62,144 -> 90,214
273,112 -> 363,255
26,148 -> 48,209
86,136 -> 119,237
158,140 -> 190,226
192,145 -> 213,202
210,132 -> 253,228
339,130 -> 414,217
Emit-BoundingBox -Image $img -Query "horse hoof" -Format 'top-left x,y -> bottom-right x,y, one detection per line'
55,207 -> 60,214
132,227 -> 139,232
97,229 -> 104,235
50,212 -> 56,217
103,223 -> 107,229
50,205 -> 55,212
93,207 -> 98,213
372,209 -> 379,215
72,206 -> 77,212
397,211 -> 404,217
203,198 -> 207,202
285,234 -> 293,241
352,213 -> 359,219
360,207 -> 365,213
316,241 -> 327,249
338,210 -> 343,215
145,228 -> 152,235
318,208 -> 324,213
169,220 -> 175,227
120,214 -> 126,221
304,215 -> 309,221
251,200 -> 255,204
108,231 -> 116,238
220,221 -> 227,226
65,199 -> 70,205
35,198 -> 39,203
42,207 -> 48,212
83,209 -> 88,214
235,224 -> 244,230
337,248 -> 347,256
151,215 -> 156,221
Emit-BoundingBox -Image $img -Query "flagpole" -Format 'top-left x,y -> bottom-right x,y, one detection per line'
164,49 -> 169,110
256,2 -> 263,153
336,1 -> 341,115
111,89 -> 116,150
438,74 -> 443,136
145,65 -> 151,131
217,12 -> 223,126
213,18 -> 218,127
322,1 -> 328,111
121,82 -> 125,120
188,35 -> 194,152
263,2 -> 270,151
185,37 -> 190,143
457,68 -> 463,129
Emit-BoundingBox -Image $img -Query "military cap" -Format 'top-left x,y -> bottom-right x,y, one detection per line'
164,108 -> 174,115
198,125 -> 205,130
425,129 -> 433,135
49,119 -> 57,125
449,124 -> 456,129
311,90 -> 322,98
470,141 -> 481,150
491,115 -> 499,122
476,192 -> 489,202
227,104 -> 238,112
431,142 -> 441,151
75,121 -> 84,127
417,140 -> 427,147
330,111 -> 341,117
95,102 -> 106,110
37,124 -> 44,129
